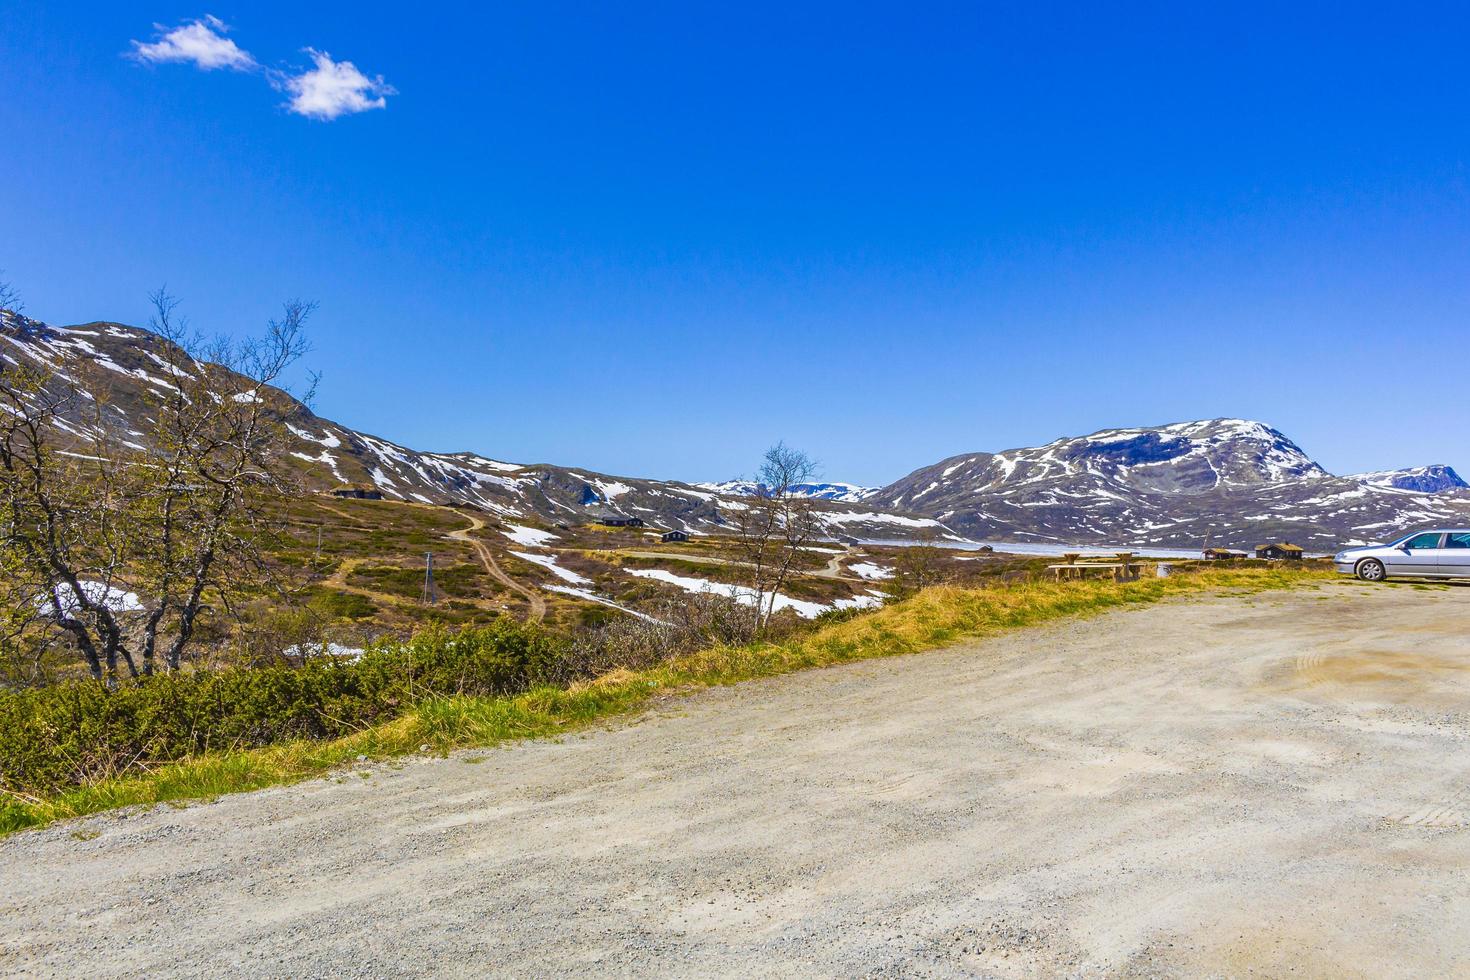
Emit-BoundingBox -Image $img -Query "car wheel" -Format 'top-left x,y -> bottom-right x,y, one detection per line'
1356,558 -> 1387,582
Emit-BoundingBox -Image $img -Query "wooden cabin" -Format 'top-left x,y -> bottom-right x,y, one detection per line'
329,485 -> 383,500
1255,542 -> 1304,561
1203,548 -> 1246,560
595,513 -> 644,528
660,529 -> 689,543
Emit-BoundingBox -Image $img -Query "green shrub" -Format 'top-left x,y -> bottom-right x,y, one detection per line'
0,620 -> 562,797
310,590 -> 378,620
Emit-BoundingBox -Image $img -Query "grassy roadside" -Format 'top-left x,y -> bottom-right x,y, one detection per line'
0,565 -> 1332,836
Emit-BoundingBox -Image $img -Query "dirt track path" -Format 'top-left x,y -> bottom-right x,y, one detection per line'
442,508 -> 547,622
319,556 -> 418,610
5,584 -> 1470,976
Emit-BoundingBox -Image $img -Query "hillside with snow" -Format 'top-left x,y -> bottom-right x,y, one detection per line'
0,312 -> 952,542
7,310 -> 1465,551
695,480 -> 880,503
865,419 -> 1470,550
1349,465 -> 1467,494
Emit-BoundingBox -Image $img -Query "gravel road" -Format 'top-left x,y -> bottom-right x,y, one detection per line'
4,583 -> 1469,977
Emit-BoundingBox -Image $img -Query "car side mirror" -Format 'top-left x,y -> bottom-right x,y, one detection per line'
1395,544 -> 1410,551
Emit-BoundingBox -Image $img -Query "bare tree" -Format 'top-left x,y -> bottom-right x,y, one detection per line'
557,591 -> 760,682
890,530 -> 950,595
0,286 -> 316,683
731,442 -> 822,631
0,274 -> 21,316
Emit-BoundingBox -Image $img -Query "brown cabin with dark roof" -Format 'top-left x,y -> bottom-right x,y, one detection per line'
330,485 -> 383,500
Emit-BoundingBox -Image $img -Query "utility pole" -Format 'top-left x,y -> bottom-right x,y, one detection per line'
422,551 -> 436,605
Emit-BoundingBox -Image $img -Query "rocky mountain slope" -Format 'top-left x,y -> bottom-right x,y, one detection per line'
1349,465 -> 1467,494
866,419 -> 1470,550
0,313 -> 951,541
7,311 -> 1462,552
695,480 -> 879,503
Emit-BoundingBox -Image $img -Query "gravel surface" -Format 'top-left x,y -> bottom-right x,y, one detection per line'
4,583 -> 1469,977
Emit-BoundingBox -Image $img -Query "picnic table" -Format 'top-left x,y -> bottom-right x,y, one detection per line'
1047,552 -> 1142,583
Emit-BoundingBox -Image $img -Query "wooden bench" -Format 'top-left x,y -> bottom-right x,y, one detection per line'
1047,552 -> 1142,583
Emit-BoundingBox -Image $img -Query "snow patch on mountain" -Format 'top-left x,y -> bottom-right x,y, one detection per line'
1350,465 -> 1467,494
697,480 -> 880,502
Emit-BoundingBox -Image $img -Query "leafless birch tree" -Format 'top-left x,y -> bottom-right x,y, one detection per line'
0,283 -> 316,683
731,442 -> 822,631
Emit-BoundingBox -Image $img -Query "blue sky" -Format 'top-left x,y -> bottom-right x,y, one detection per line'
2,3 -> 1468,485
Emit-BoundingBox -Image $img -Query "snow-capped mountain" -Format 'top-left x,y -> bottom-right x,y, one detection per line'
695,480 -> 880,503
7,310 -> 1463,551
866,419 -> 1470,550
0,312 -> 950,540
1349,465 -> 1467,494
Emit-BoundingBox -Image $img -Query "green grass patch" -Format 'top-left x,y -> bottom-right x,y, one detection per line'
0,565 -> 1331,836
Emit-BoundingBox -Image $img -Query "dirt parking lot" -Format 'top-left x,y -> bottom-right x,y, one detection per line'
3,582 -> 1469,977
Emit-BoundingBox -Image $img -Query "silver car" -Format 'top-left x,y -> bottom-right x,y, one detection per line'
1334,529 -> 1470,581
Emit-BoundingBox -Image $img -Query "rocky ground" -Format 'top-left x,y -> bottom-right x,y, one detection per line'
3,582 -> 1469,977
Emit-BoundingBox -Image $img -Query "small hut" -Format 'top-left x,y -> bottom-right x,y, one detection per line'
593,511 -> 644,528
1255,542 -> 1304,561
330,485 -> 383,500
1203,548 -> 1246,560
660,529 -> 689,543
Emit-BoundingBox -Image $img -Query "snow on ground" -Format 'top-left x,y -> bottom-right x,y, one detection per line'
595,480 -> 632,499
501,524 -> 560,548
544,585 -> 664,623
848,562 -> 894,580
283,642 -> 365,660
817,510 -> 947,529
695,480 -> 879,502
457,454 -> 522,473
512,551 -> 590,585
36,581 -> 143,615
286,423 -> 342,449
627,568 -> 881,618
291,448 -> 347,482
832,594 -> 886,612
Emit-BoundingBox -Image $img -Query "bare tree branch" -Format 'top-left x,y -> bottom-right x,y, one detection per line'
0,290 -> 315,683
731,442 -> 821,633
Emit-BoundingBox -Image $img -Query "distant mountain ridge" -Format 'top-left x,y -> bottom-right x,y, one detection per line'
5,310 -> 1465,550
863,419 -> 1470,550
0,313 -> 952,541
695,480 -> 880,503
1349,465 -> 1467,494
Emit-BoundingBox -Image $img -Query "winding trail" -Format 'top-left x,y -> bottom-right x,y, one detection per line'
813,546 -> 861,580
442,508 -> 547,623
319,557 -> 416,611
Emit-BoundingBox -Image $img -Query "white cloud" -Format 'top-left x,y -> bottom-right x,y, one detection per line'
131,15 -> 256,71
129,17 -> 394,123
282,50 -> 395,120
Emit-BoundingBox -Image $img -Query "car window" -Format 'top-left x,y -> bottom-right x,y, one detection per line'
1444,533 -> 1470,549
1405,532 -> 1444,549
